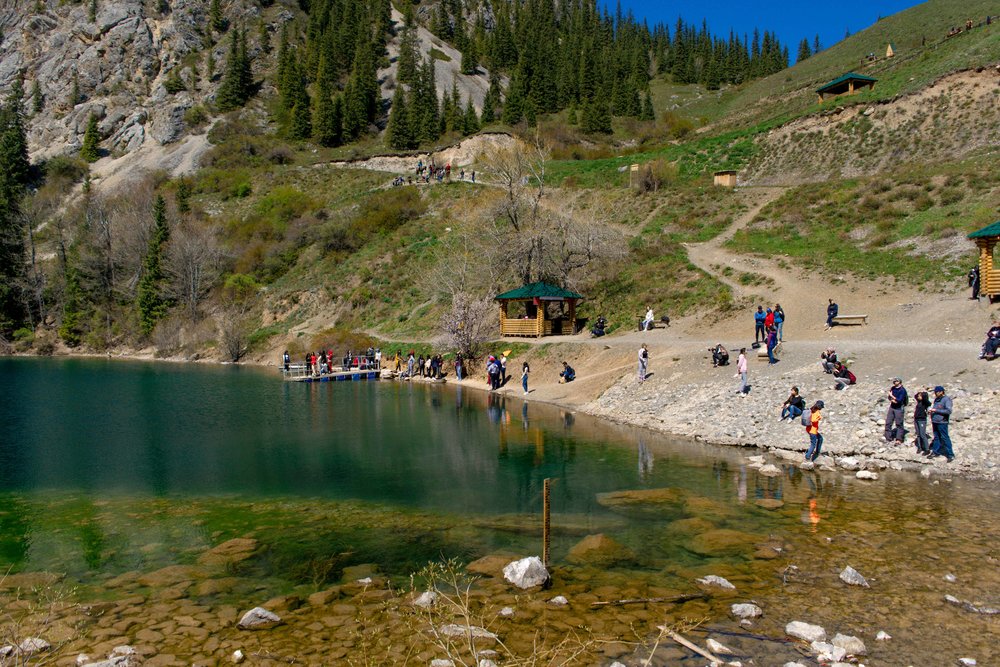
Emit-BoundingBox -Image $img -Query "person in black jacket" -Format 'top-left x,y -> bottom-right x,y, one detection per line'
912,389 -> 932,455
825,299 -> 839,329
780,386 -> 806,421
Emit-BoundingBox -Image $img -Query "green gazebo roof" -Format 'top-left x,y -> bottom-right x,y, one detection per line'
968,221 -> 1000,239
494,282 -> 584,300
817,72 -> 878,94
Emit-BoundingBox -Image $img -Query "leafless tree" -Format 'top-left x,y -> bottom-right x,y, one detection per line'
165,220 -> 223,320
441,291 -> 494,360
217,274 -> 259,362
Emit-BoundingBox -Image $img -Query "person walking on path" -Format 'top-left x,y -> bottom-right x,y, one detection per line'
780,386 -> 805,421
969,265 -> 980,300
642,306 -> 655,331
884,377 -> 908,443
734,348 -> 748,395
825,299 -> 839,329
754,306 -> 766,342
774,304 -> 785,341
521,361 -> 530,395
929,386 -> 955,462
805,401 -> 825,461
766,325 -> 779,364
912,389 -> 932,455
637,344 -> 649,382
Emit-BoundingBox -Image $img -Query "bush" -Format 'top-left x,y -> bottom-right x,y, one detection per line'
267,145 -> 295,165
350,187 -> 427,239
184,105 -> 209,128
232,182 -> 252,198
43,155 -> 89,183
637,160 -> 679,193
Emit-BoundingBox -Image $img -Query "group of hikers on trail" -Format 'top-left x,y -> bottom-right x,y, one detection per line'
403,160 -> 475,186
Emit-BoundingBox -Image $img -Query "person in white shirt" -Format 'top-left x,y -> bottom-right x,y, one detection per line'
638,344 -> 649,382
643,306 -> 654,331
734,348 -> 748,395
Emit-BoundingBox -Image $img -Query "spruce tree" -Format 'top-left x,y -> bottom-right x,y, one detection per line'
258,20 -> 271,54
80,114 -> 100,162
209,0 -> 226,34
797,38 -> 812,63
137,195 -> 170,336
387,86 -> 413,149
70,72 -> 81,107
397,27 -> 420,85
288,61 -> 312,140
59,266 -> 84,346
88,0 -> 97,23
313,57 -> 341,147
31,81 -> 43,114
216,29 -> 251,111
462,97 -> 479,136
581,97 -> 611,134
501,75 -> 524,125
640,92 -> 654,121
813,34 -> 821,54
0,95 -> 29,335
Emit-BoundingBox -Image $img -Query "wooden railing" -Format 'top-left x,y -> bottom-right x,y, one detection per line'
282,361 -> 380,379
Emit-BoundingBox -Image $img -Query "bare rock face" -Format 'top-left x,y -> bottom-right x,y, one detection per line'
0,0 -> 258,162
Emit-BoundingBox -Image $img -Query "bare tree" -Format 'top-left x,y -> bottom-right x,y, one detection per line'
165,220 -> 223,320
217,274 -> 259,362
441,291 -> 494,361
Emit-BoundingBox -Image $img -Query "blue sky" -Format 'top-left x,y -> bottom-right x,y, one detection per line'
613,0 -> 925,60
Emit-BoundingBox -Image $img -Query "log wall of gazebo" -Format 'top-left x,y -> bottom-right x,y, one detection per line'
975,237 -> 999,298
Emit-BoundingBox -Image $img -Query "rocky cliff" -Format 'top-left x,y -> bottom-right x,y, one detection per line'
0,0 -> 276,161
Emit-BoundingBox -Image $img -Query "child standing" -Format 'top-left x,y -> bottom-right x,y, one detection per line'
805,401 -> 825,461
521,361 -> 530,395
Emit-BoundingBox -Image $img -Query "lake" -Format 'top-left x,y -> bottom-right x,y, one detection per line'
1,357 -> 997,665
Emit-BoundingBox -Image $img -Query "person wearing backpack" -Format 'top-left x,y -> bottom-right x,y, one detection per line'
781,386 -> 805,421
805,401 -> 825,461
833,362 -> 855,390
912,389 -> 932,455
884,377 -> 908,444
637,344 -> 649,383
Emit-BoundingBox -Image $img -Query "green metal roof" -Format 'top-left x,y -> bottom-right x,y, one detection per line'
495,282 -> 584,300
817,72 -> 878,94
968,221 -> 1000,239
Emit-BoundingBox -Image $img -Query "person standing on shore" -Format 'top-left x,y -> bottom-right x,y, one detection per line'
969,265 -> 980,301
884,377 -> 908,444
282,350 -> 290,373
825,299 -> 839,330
774,304 -> 785,341
929,386 -> 955,462
735,348 -> 748,395
913,388 -> 931,455
637,344 -> 649,383
805,401 -> 825,461
521,361 -> 530,395
766,325 -> 779,364
754,306 -> 766,343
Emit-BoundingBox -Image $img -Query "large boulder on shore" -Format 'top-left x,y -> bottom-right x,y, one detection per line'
502,557 -> 549,589
566,534 -> 635,566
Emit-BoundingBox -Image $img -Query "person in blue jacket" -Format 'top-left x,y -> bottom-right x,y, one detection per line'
754,306 -> 766,342
825,299 -> 839,329
928,386 -> 955,462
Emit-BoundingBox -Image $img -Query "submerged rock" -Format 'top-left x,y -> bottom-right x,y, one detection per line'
595,487 -> 687,514
198,537 -> 259,566
876,630 -> 892,641
696,575 -> 736,590
831,633 -> 866,655
855,470 -> 879,480
548,596 -> 568,606
839,566 -> 870,587
687,529 -> 760,556
566,533 -> 635,566
237,607 -> 281,630
706,638 -> 734,655
438,624 -> 497,640
502,557 -> 549,589
413,591 -> 439,608
810,640 -> 847,662
730,603 -> 762,619
18,638 -> 50,655
786,621 -> 826,643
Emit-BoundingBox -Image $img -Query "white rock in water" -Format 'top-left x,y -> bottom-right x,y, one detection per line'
920,467 -> 932,478
430,661 -> 455,667
706,638 -> 734,655
943,573 -> 957,583
831,633 -> 866,655
548,595 -> 568,606
958,659 -> 977,666
18,638 -> 51,654
357,577 -> 373,584
785,621 -> 826,642
232,650 -> 245,664
730,603 -> 762,619
499,607 -> 515,617
237,607 -> 281,630
810,641 -> 847,662
414,591 -> 439,608
856,470 -> 879,480
783,663 -> 807,667
840,566 -> 870,587
478,660 -> 498,667
503,556 -> 549,589
876,631 -> 892,641
438,624 -> 497,640
697,575 -> 736,590
799,461 -> 815,470
76,655 -> 91,666
759,464 -> 782,476
610,663 -> 627,667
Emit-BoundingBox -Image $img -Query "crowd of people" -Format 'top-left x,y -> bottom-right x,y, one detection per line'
283,347 -> 383,375
389,160 -> 477,187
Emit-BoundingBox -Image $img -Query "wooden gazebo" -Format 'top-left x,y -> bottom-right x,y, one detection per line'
969,221 -> 1000,301
817,72 -> 877,103
495,282 -> 583,338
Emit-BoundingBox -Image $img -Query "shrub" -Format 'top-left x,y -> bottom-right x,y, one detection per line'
267,145 -> 295,165
232,181 -> 252,198
637,160 -> 679,193
43,155 -> 89,183
184,105 -> 209,128
350,188 -> 427,239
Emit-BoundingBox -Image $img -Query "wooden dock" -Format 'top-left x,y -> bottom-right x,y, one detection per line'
282,363 -> 381,383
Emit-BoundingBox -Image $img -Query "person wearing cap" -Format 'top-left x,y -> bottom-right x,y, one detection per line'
805,401 -> 825,461
928,386 -> 955,462
884,377 -> 908,444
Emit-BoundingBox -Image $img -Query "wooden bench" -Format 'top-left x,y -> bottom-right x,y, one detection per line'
833,315 -> 869,326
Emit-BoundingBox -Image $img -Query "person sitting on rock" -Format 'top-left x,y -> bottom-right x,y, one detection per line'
710,344 -> 729,367
559,361 -> 576,383
980,321 -> 1000,360
833,361 -> 856,390
781,386 -> 806,421
820,348 -> 838,374
591,316 -> 608,337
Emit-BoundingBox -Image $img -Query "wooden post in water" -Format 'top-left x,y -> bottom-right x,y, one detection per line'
542,478 -> 551,566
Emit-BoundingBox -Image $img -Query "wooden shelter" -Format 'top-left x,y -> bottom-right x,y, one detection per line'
495,282 -> 583,337
817,72 -> 877,103
969,221 -> 1000,301
714,170 -> 738,188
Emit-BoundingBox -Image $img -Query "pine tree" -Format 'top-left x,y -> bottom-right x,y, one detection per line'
288,61 -> 312,140
58,266 -> 84,346
797,38 -> 812,63
813,34 -> 821,54
387,86 -> 414,149
581,97 -> 611,134
0,93 -> 30,335
501,73 -> 525,125
461,39 -> 478,75
209,0 -> 226,34
481,72 -> 501,124
397,26 -> 420,85
313,57 -> 341,147
69,72 -> 81,107
80,114 -> 100,162
258,21 -> 271,53
88,0 -> 97,23
216,29 -> 252,111
137,195 -> 171,336
462,97 -> 479,136
640,92 -> 654,121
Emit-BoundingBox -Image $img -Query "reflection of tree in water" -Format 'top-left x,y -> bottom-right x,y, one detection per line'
637,439 -> 653,481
